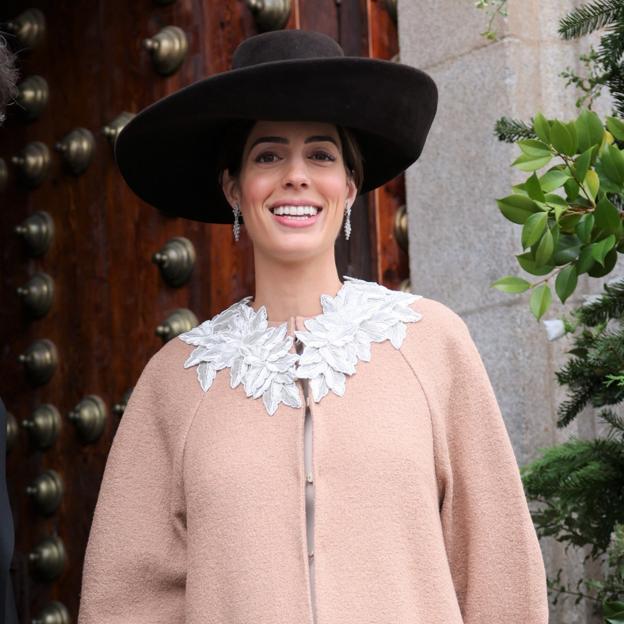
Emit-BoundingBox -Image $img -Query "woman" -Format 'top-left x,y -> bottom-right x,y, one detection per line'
77,30 -> 549,623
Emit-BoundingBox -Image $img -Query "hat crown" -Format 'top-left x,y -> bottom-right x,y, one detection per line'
232,30 -> 345,70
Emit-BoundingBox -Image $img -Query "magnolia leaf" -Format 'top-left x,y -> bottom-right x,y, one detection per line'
582,169 -> 600,201
539,168 -> 570,192
516,252 -> 554,275
594,196 -> 621,236
555,265 -> 577,303
532,112 -> 551,144
522,211 -> 548,247
588,247 -> 618,277
591,234 -> 616,266
575,213 -> 594,244
575,108 -> 604,152
530,284 -> 552,321
564,176 -> 580,201
598,143 -> 624,185
609,144 -> 624,180
511,152 -> 553,172
553,204 -> 568,223
496,194 -> 541,224
551,120 -> 576,156
573,147 -> 593,184
577,244 -> 596,274
491,276 -> 531,293
605,116 -> 624,142
558,211 -> 583,233
524,171 -> 546,202
552,234 -> 582,264
517,138 -> 551,158
535,227 -> 555,265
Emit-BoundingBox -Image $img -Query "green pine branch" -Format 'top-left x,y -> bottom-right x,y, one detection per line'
494,116 -> 536,143
558,0 -> 624,40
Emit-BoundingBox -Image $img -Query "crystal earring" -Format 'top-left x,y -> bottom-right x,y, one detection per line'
344,200 -> 352,240
232,203 -> 241,242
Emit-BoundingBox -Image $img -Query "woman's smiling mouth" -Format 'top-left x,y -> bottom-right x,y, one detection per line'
269,204 -> 323,227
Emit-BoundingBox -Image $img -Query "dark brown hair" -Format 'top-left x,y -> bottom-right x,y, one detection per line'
216,119 -> 364,195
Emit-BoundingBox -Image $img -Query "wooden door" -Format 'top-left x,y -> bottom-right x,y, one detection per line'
0,1 -> 408,620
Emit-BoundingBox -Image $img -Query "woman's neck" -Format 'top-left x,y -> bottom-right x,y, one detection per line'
251,250 -> 343,323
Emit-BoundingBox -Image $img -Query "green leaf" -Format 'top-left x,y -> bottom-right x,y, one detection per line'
603,599 -> 624,623
594,196 -> 621,236
588,247 -> 617,277
543,193 -> 568,207
566,120 -> 578,154
558,211 -> 583,233
605,116 -> 624,142
577,244 -> 596,274
491,276 -> 531,293
516,252 -> 554,275
564,176 -> 580,201
591,234 -> 616,266
555,265 -> 577,303
532,112 -> 551,144
551,120 -> 576,156
511,152 -> 553,172
539,169 -> 570,192
524,172 -> 546,202
575,109 -> 604,153
572,147 -> 593,184
575,213 -> 594,244
597,144 -> 624,185
496,194 -> 541,224
522,211 -> 548,247
517,138 -> 551,158
609,144 -> 624,181
530,284 -> 552,320
552,234 -> 582,264
535,226 -> 554,265
581,169 -> 600,201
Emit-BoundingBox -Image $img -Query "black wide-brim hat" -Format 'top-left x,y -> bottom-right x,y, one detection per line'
114,29 -> 438,225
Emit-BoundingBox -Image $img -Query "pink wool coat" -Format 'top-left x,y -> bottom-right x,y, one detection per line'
77,277 -> 549,623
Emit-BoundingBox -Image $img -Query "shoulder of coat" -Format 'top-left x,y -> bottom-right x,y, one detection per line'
143,334 -> 198,383
403,294 -> 471,348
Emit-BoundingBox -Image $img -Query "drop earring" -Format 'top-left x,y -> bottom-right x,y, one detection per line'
344,200 -> 352,240
232,203 -> 241,242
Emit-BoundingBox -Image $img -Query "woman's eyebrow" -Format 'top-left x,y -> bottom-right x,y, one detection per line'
249,135 -> 338,149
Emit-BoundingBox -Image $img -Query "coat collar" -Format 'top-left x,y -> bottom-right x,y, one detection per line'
178,276 -> 423,416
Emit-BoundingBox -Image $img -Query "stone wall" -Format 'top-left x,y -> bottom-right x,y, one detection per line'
398,1 -> 621,621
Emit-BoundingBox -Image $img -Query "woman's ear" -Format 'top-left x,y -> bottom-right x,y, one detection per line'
221,169 -> 240,207
346,173 -> 357,207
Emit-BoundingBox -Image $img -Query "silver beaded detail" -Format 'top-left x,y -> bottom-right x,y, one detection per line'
233,203 -> 241,242
344,200 -> 351,240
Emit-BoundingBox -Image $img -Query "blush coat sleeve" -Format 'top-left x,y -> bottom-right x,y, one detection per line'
77,339 -> 203,624
405,298 -> 549,623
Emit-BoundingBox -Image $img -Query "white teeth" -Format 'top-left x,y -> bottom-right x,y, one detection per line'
272,205 -> 319,216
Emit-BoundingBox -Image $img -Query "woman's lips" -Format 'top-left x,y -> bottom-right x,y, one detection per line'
271,210 -> 321,228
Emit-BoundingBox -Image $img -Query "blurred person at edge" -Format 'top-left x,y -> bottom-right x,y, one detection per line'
0,30 -> 21,624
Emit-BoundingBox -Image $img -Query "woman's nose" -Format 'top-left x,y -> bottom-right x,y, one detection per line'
281,157 -> 310,188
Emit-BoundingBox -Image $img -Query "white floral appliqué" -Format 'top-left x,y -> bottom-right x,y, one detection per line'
178,299 -> 301,416
293,276 -> 422,402
177,276 -> 423,415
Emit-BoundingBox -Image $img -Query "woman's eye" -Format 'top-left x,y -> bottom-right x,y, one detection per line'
254,150 -> 336,163
312,151 -> 336,162
255,151 -> 280,163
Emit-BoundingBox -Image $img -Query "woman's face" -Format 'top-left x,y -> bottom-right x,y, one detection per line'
221,120 -> 357,262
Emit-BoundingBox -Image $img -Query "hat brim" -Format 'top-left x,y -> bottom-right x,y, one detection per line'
114,56 -> 438,224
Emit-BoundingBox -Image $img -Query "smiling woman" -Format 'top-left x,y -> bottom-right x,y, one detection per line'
78,28 -> 549,624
